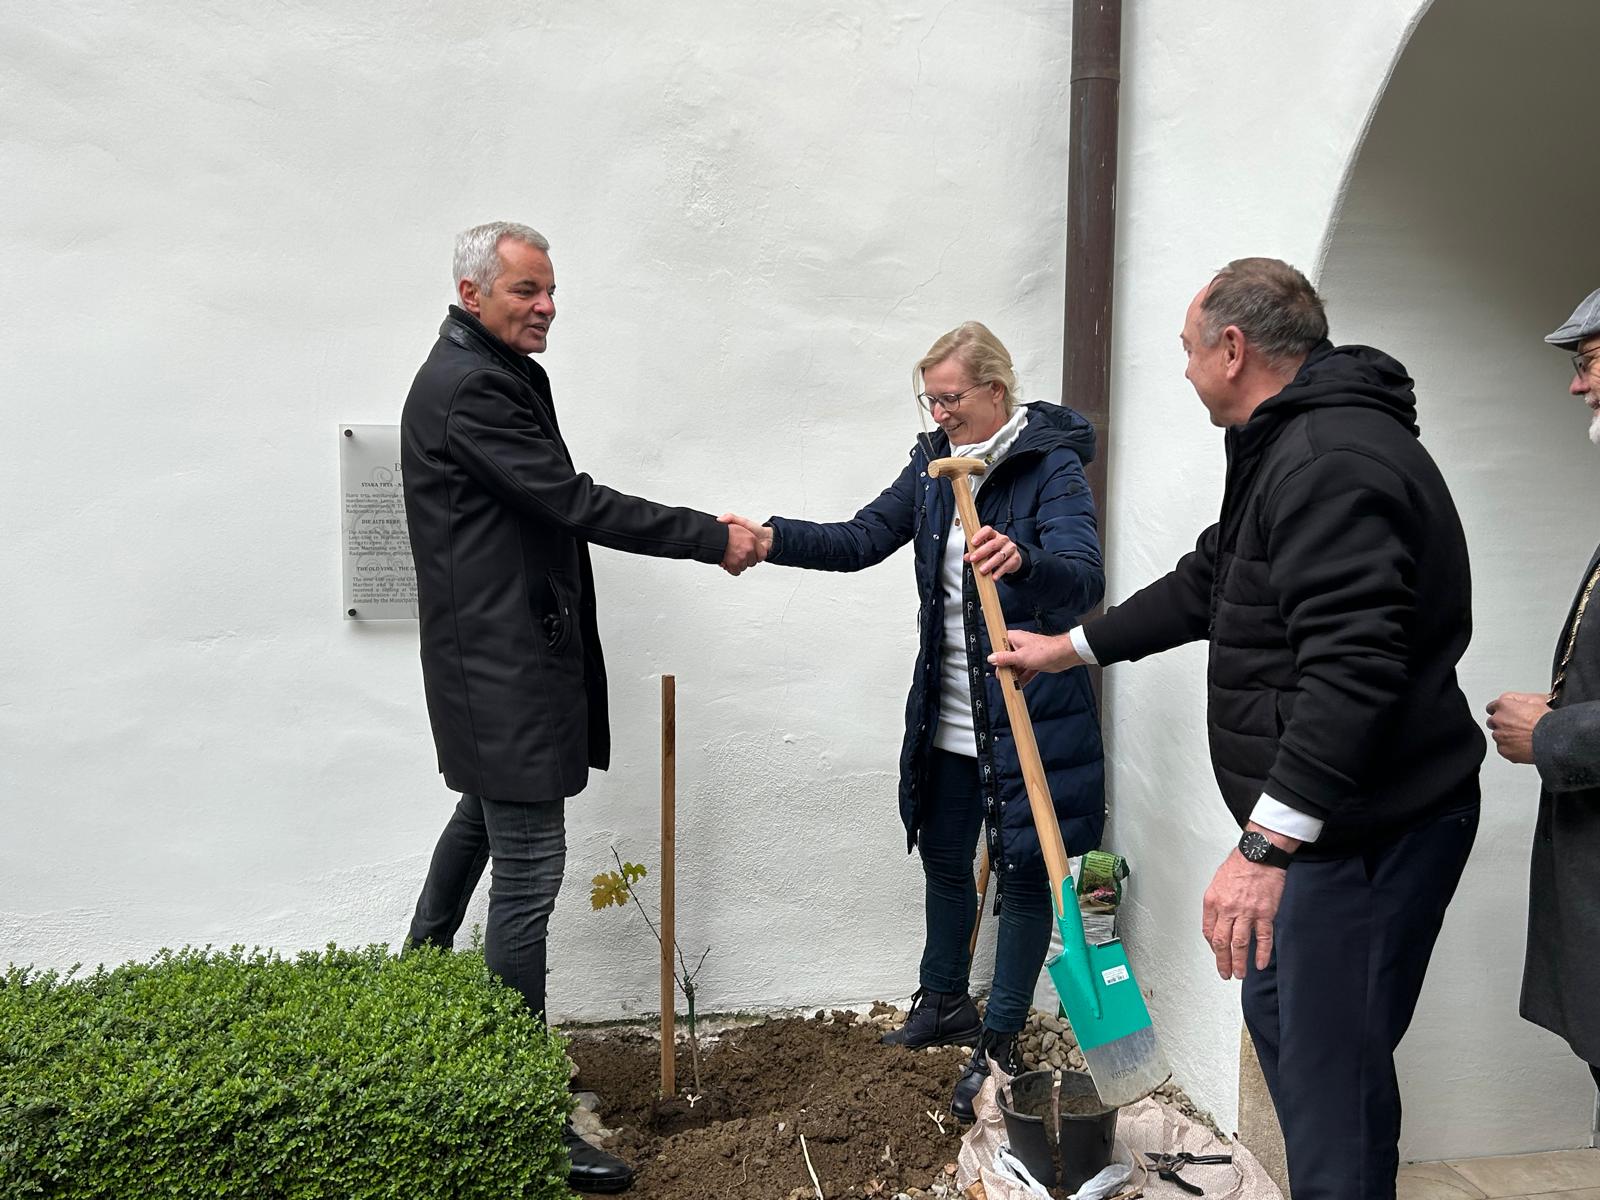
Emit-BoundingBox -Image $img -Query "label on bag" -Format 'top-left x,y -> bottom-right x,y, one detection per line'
1101,964 -> 1130,985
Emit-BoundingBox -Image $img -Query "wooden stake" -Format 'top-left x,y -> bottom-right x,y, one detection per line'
660,674 -> 677,1098
968,843 -> 991,958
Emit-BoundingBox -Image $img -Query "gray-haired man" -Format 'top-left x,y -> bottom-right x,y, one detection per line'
401,221 -> 761,1193
1487,286 -> 1600,1094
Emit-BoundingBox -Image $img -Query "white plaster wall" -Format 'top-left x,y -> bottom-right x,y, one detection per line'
0,0 -> 1083,1019
1318,0 -> 1600,1157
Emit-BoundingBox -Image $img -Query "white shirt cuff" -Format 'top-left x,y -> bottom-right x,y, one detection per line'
1250,794 -> 1324,843
1069,625 -> 1099,667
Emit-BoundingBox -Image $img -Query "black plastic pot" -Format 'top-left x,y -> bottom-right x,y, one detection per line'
999,1069 -> 1118,1194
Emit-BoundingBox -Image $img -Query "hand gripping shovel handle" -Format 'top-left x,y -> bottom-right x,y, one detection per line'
928,461 -> 1084,945
929,456 -> 1168,1106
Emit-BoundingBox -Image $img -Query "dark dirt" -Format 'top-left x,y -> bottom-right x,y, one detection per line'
1057,1091 -> 1114,1117
567,1011 -> 974,1200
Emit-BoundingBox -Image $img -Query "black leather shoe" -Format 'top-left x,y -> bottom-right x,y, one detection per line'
564,1122 -> 635,1194
881,987 -> 983,1049
950,1028 -> 1025,1122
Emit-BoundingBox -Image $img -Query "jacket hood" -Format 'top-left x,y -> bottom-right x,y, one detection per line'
918,400 -> 1097,464
1250,340 -> 1420,439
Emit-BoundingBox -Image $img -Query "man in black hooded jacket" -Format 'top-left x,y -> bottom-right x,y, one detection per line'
992,259 -> 1483,1200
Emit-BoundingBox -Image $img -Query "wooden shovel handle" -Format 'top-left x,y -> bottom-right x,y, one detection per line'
935,458 -> 1074,914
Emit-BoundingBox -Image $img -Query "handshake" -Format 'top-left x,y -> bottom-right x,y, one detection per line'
716,513 -> 770,576
713,511 -> 1030,581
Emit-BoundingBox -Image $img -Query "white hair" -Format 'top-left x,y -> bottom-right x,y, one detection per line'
1589,408 -> 1600,447
452,221 -> 549,293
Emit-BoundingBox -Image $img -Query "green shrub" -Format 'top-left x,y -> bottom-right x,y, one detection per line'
0,943 -> 573,1198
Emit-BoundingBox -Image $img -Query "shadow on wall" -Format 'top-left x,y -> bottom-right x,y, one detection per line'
1318,0 -> 1600,1160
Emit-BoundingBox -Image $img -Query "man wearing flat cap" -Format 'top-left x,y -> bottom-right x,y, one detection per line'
1487,285 -> 1600,1090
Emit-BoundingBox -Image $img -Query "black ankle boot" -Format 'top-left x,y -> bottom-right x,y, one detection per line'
950,1028 -> 1025,1122
881,987 -> 983,1049
563,1121 -> 635,1194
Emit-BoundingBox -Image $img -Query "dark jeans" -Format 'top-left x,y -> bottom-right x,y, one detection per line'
1242,801 -> 1479,1200
917,747 -> 1053,1034
409,791 -> 567,1021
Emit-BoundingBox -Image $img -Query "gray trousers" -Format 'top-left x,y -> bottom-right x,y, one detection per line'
408,791 -> 567,1021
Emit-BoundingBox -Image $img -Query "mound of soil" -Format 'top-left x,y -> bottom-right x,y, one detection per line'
567,1011 -> 973,1200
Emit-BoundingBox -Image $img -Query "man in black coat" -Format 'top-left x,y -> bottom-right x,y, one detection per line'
1487,285 -> 1600,1097
401,221 -> 760,1194
992,259 -> 1483,1200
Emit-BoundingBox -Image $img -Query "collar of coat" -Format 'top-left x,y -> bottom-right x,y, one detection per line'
440,305 -> 551,393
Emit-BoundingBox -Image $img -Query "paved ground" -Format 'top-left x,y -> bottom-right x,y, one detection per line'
1402,1149 -> 1600,1200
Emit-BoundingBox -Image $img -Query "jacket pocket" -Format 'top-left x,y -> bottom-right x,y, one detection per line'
1274,692 -> 1294,737
536,570 -> 577,655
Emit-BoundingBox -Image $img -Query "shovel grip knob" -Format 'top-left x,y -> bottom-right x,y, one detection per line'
927,456 -> 988,480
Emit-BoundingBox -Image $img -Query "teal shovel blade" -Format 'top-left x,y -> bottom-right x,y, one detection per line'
1045,886 -> 1170,1107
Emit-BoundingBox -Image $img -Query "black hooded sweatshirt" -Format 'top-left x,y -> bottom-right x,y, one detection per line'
1085,341 -> 1483,859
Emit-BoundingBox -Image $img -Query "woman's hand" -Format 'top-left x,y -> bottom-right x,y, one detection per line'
966,525 -> 1024,578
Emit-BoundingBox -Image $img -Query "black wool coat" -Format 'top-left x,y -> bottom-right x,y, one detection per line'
1085,343 -> 1484,857
1521,540 -> 1600,1063
400,307 -> 727,801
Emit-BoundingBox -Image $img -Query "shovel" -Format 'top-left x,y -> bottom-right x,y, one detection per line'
929,455 -> 1169,1108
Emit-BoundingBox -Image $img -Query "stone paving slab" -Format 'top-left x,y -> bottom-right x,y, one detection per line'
1400,1161 -> 1489,1200
1401,1152 -> 1600,1200
1447,1152 -> 1600,1199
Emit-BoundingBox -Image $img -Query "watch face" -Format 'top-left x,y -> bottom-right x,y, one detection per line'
1239,831 -> 1270,862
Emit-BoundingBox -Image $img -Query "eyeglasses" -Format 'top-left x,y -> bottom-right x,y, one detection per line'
917,384 -> 985,414
1573,350 -> 1600,380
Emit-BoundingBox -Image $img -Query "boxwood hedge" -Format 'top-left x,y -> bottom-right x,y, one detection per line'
0,943 -> 573,1198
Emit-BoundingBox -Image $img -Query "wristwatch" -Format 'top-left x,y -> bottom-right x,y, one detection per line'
1238,830 -> 1294,869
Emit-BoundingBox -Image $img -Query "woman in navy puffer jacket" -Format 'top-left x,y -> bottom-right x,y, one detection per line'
722,322 -> 1105,1120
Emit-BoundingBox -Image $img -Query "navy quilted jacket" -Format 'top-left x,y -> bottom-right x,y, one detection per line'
766,402 -> 1106,878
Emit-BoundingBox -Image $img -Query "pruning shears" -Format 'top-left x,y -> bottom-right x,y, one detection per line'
1143,1151 -> 1234,1195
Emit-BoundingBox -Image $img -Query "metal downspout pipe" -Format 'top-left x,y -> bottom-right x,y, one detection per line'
1064,0 -> 1121,550
1063,0 -> 1122,694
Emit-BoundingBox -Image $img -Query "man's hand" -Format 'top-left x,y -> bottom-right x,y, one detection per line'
1485,691 -> 1551,765
987,629 -> 1082,688
966,525 -> 1024,579
1201,826 -> 1294,980
717,513 -> 771,576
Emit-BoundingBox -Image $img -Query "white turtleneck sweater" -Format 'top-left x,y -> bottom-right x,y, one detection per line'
932,406 -> 1030,756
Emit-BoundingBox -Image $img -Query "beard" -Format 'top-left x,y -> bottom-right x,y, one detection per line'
1590,406 -> 1600,447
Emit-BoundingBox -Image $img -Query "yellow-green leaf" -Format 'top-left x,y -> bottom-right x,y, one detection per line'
589,872 -> 632,911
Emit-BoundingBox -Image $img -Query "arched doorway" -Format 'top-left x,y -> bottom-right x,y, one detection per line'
1319,0 -> 1600,1159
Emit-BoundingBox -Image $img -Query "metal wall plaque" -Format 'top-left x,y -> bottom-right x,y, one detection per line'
340,424 -> 418,620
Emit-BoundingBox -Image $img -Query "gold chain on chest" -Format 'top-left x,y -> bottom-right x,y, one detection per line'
1551,558 -> 1600,702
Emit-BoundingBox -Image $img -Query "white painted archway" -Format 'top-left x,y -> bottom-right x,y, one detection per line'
1319,0 -> 1600,1158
